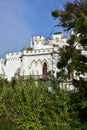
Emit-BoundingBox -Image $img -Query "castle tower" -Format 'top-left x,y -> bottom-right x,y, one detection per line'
30,36 -> 46,49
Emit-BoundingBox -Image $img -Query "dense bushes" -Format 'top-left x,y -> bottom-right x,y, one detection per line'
0,121 -> 12,130
45,124 -> 87,130
0,77 -> 87,129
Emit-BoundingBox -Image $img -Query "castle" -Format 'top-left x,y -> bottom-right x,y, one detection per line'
0,32 -> 68,81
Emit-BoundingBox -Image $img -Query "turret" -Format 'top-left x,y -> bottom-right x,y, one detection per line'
30,36 -> 46,49
52,32 -> 63,41
48,32 -> 68,47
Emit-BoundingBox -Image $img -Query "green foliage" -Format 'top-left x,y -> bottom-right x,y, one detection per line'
0,77 -> 87,129
0,77 -> 71,130
0,121 -> 12,130
51,10 -> 59,18
44,123 -> 87,130
51,0 -> 87,123
52,0 -> 87,33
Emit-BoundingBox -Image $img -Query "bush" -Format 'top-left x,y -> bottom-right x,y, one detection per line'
44,126 -> 67,130
0,121 -> 12,130
0,78 -> 87,129
44,124 -> 87,130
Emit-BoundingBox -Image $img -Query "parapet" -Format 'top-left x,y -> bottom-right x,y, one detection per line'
48,32 -> 68,47
0,58 -> 5,64
6,52 -> 22,60
31,35 -> 46,42
21,48 -> 54,56
30,35 -> 46,48
52,32 -> 63,40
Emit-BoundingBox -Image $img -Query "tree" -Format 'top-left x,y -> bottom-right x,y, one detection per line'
52,0 -> 87,123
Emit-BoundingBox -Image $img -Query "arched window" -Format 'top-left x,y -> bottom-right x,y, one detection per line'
42,62 -> 47,79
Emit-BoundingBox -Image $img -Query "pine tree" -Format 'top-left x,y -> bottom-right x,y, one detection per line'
52,0 -> 87,123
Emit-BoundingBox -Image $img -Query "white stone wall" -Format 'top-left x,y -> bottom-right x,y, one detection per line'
0,33 -> 68,80
0,59 -> 6,78
5,52 -> 21,80
20,49 -> 56,77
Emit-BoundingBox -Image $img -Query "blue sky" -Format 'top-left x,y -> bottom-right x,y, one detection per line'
0,0 -> 72,57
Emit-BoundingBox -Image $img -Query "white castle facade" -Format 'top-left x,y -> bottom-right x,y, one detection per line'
0,32 -> 87,82
0,32 -> 68,81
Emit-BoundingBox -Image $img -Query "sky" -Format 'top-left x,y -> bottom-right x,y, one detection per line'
0,0 -> 72,58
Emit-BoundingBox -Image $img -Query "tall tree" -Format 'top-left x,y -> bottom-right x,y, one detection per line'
52,0 -> 87,123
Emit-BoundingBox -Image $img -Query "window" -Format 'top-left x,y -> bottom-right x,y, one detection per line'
56,38 -> 59,42
42,62 -> 47,79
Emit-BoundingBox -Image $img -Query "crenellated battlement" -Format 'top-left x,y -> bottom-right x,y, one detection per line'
0,32 -> 69,81
52,32 -> 63,40
47,32 -> 68,46
6,52 -> 21,60
0,58 -> 5,64
22,48 -> 54,56
52,32 -> 67,42
30,35 -> 46,43
30,35 -> 46,48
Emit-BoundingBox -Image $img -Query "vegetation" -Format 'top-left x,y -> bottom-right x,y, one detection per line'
0,0 -> 87,129
52,0 -> 87,124
0,77 -> 87,130
0,77 -> 70,130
